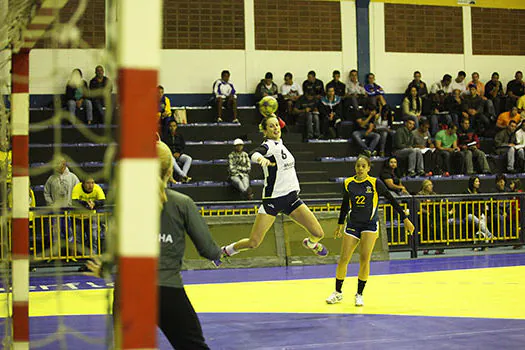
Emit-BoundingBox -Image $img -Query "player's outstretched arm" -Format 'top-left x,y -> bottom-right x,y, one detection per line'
376,179 -> 415,234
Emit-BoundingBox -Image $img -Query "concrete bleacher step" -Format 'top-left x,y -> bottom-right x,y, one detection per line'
184,107 -> 260,125
179,124 -> 256,141
29,143 -> 110,164
297,171 -> 328,182
30,125 -> 116,144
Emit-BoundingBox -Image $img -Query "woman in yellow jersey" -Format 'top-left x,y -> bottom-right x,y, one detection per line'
326,155 -> 414,306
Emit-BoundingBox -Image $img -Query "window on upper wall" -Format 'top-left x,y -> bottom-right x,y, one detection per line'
254,0 -> 342,51
163,0 -> 245,50
34,0 -> 106,48
471,7 -> 525,56
384,4 -> 463,54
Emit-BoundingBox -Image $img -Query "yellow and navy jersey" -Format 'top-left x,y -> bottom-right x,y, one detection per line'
338,175 -> 407,226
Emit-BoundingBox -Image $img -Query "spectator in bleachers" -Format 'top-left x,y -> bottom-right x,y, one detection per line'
352,104 -> 381,157
344,69 -> 367,117
157,85 -> 172,131
326,70 -> 346,97
496,107 -> 523,130
465,176 -> 491,251
375,104 -> 395,157
515,119 -> 525,152
506,71 -> 525,110
484,72 -> 505,116
302,71 -> 324,101
0,136 -> 11,185
412,119 -> 435,174
435,124 -> 461,176
469,72 -> 496,119
450,71 -> 467,94
457,118 -> 491,175
228,139 -> 253,200
44,157 -> 80,208
162,120 -> 192,182
418,179 -> 445,255
402,86 -> 423,128
66,68 -> 93,124
280,72 -> 302,119
430,74 -> 453,112
72,176 -> 106,255
393,119 -> 425,177
495,120 -> 523,173
364,73 -> 386,113
462,84 -> 490,136
406,71 -> 429,99
380,157 -> 409,196
213,70 -> 239,123
255,72 -> 279,103
89,65 -> 112,122
319,86 -> 343,139
440,89 -> 462,133
294,92 -> 320,140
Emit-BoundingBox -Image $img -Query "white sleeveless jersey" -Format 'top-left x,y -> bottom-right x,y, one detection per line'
259,139 -> 300,199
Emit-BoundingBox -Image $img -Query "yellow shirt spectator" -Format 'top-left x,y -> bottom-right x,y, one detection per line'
0,149 -> 12,184
72,179 -> 106,212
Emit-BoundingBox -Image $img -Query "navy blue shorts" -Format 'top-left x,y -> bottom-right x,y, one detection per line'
345,221 -> 379,240
258,191 -> 304,216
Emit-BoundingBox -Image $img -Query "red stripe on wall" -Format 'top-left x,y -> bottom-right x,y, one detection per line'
116,257 -> 158,349
118,68 -> 158,159
12,50 -> 30,93
13,302 -> 29,341
11,135 -> 29,177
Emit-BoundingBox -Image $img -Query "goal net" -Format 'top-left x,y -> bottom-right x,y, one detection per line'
0,0 -> 159,348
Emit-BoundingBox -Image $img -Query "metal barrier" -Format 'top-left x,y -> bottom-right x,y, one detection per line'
0,193 -> 522,261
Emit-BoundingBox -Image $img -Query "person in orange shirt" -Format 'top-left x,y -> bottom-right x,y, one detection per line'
496,107 -> 523,129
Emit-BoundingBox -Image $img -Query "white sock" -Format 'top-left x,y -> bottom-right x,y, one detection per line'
224,243 -> 239,256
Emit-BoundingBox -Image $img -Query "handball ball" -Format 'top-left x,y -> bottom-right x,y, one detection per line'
259,96 -> 278,117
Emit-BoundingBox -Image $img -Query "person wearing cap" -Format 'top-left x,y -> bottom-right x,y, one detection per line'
462,84 -> 490,136
228,138 -> 253,199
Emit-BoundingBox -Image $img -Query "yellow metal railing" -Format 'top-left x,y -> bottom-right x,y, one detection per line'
418,199 -> 520,245
3,199 -> 518,261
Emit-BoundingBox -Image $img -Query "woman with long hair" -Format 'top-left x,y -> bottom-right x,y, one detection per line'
326,155 -> 414,306
217,115 -> 328,261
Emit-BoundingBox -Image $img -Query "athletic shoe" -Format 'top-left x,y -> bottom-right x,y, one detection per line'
212,247 -> 228,267
302,238 -> 329,257
355,293 -> 364,307
326,291 -> 343,304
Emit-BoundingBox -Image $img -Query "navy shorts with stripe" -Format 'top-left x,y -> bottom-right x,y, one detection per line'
258,191 -> 304,216
345,221 -> 379,240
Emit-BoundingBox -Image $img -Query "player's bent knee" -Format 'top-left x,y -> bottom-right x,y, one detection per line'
247,238 -> 262,249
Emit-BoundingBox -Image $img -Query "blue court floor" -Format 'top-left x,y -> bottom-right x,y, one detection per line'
1,253 -> 525,349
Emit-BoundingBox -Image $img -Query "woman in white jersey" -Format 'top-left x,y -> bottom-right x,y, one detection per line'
217,115 -> 328,260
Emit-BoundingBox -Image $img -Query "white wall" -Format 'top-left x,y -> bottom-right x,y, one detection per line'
28,1 -> 358,95
369,2 -> 524,94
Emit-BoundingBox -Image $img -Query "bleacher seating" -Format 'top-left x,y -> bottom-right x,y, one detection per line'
28,107 -> 523,205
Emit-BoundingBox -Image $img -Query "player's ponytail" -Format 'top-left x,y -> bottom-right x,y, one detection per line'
156,141 -> 174,209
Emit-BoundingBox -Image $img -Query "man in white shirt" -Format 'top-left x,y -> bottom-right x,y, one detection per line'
280,72 -> 303,117
213,70 -> 239,123
450,71 -> 468,94
344,69 -> 366,119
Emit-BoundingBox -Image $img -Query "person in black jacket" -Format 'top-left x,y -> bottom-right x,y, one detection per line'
66,68 -> 93,124
318,86 -> 343,138
89,65 -> 112,122
255,72 -> 279,103
162,120 -> 192,182
302,70 -> 324,101
326,70 -> 346,97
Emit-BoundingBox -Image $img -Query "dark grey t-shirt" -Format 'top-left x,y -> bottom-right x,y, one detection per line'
158,189 -> 222,288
